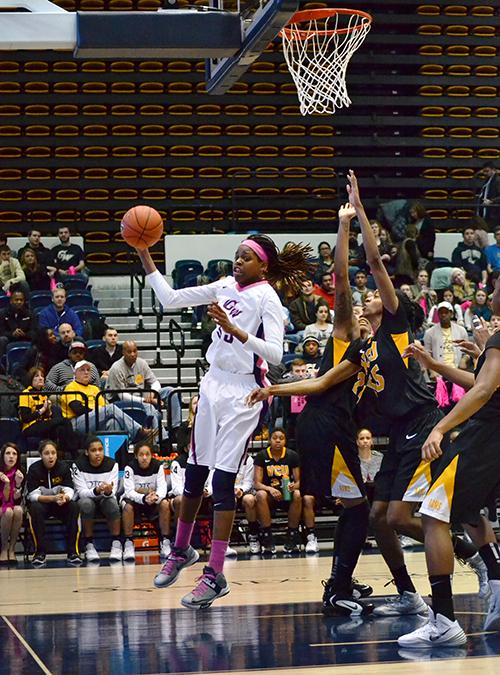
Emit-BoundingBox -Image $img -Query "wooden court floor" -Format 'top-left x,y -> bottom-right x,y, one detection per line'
1,548 -> 499,674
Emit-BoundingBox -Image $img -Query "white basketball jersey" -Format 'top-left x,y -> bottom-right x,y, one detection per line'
147,271 -> 284,380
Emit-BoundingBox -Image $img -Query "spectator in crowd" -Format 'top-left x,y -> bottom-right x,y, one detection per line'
38,286 -> 83,337
24,327 -> 60,375
19,248 -> 56,292
61,360 -> 156,442
26,439 -> 81,567
302,300 -> 333,353
0,246 -> 30,298
54,323 -> 79,361
451,267 -> 476,302
88,327 -> 122,380
314,241 -> 335,283
347,229 -> 366,275
0,289 -> 36,362
51,227 -> 87,281
254,428 -> 301,554
19,366 -> 80,457
231,454 -> 259,555
485,226 -> 500,274
352,270 -> 369,305
357,428 -> 383,488
0,233 -> 9,250
393,236 -> 420,285
477,161 -> 500,227
313,272 -> 336,309
106,340 -> 181,435
424,302 -> 468,378
287,279 -> 321,334
399,283 -> 414,301
300,336 -> 322,369
464,288 -> 492,332
72,436 -> 122,564
428,288 -> 465,327
406,201 -> 435,260
121,441 -> 171,562
410,269 -> 430,301
358,221 -> 396,272
0,442 -> 24,565
451,226 -> 488,286
469,215 -> 491,251
18,229 -> 54,268
45,339 -> 100,392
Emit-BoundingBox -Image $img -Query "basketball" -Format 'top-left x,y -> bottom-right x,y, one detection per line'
120,205 -> 164,249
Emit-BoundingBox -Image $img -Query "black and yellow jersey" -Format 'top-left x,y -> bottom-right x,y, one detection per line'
306,335 -> 361,432
350,302 -> 436,421
472,329 -> 500,422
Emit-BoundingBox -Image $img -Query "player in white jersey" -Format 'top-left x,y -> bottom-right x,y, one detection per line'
135,234 -> 313,608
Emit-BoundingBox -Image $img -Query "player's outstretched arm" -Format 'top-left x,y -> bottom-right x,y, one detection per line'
347,170 -> 398,315
334,202 -> 359,341
135,247 -> 157,275
245,359 -> 361,405
403,343 -> 475,390
422,346 -> 500,461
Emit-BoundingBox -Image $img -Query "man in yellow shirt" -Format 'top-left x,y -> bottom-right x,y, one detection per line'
62,361 -> 156,443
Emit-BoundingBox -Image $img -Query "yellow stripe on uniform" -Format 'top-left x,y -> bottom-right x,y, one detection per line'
333,337 -> 349,367
402,459 -> 433,502
419,454 -> 460,523
330,447 -> 363,499
390,331 -> 410,368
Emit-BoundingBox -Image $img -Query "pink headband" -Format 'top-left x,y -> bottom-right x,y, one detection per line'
241,239 -> 268,263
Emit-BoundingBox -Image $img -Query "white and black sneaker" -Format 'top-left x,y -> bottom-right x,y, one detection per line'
322,578 -> 374,617
373,590 -> 428,616
261,531 -> 276,555
31,553 -> 47,568
351,578 -> 373,599
248,534 -> 261,554
484,579 -> 500,632
398,608 -> 467,648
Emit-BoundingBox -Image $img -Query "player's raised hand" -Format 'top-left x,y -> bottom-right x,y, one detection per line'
421,428 -> 443,462
245,387 -> 270,407
346,169 -> 362,209
453,339 -> 481,359
338,202 -> 356,223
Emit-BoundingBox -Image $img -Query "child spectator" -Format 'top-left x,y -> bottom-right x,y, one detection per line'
254,428 -> 301,554
71,436 -> 121,564
0,442 -> 24,565
26,439 -> 81,567
122,441 -> 170,562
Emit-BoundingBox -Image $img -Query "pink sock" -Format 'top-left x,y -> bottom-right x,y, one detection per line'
208,539 -> 228,574
175,519 -> 195,550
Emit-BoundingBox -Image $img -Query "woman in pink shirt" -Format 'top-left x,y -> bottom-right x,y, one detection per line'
0,442 -> 24,565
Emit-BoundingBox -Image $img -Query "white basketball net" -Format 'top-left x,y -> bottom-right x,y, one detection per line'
281,9 -> 372,115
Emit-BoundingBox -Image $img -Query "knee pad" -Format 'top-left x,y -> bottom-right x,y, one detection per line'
212,469 -> 237,511
183,464 -> 210,499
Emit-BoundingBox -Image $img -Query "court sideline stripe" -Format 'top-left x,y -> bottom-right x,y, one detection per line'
1,615 -> 52,675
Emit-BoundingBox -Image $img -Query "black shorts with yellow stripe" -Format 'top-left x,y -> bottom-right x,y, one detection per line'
295,405 -> 365,500
420,419 -> 500,525
374,407 -> 443,503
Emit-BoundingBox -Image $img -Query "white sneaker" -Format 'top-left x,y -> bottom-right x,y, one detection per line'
85,542 -> 100,563
305,533 -> 319,553
398,608 -> 467,647
225,546 -> 238,557
373,590 -> 428,616
109,540 -> 123,562
247,534 -> 261,554
484,579 -> 500,631
160,538 -> 171,559
463,553 -> 490,600
399,535 -> 419,549
123,540 -> 135,562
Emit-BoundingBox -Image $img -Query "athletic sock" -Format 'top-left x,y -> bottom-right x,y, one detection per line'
429,574 -> 455,621
208,539 -> 228,574
330,501 -> 370,594
174,519 -> 195,550
391,564 -> 417,594
248,521 -> 259,536
452,533 -> 478,560
479,542 -> 500,580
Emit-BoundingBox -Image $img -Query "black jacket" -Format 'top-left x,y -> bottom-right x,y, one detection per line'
0,305 -> 36,341
26,459 -> 75,502
88,344 -> 123,375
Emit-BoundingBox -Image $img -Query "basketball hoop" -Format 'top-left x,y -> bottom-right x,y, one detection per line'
280,8 -> 372,115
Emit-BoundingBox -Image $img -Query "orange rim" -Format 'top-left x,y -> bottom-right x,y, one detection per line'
280,8 -> 372,40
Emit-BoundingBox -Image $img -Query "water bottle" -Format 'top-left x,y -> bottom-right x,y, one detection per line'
282,477 -> 292,502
